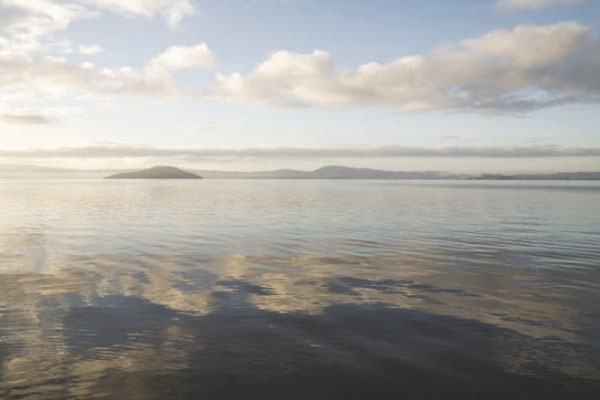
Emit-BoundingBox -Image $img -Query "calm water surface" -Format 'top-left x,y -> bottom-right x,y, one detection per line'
0,179 -> 599,399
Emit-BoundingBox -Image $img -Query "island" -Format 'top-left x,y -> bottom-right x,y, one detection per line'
104,166 -> 202,179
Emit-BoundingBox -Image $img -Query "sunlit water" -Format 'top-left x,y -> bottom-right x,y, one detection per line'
0,179 -> 599,399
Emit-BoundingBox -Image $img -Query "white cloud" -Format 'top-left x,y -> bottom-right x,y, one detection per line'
148,44 -> 216,72
0,53 -> 95,97
213,50 -> 442,112
1,1 -> 598,120
83,0 -> 195,27
0,40 -> 214,119
0,0 -> 95,54
0,0 -> 208,107
0,113 -> 53,125
212,22 -> 600,113
102,43 -> 216,97
2,0 -> 89,30
0,0 -> 196,48
0,1 -> 203,120
78,44 -> 103,55
0,15 -> 88,114
496,0 -> 588,13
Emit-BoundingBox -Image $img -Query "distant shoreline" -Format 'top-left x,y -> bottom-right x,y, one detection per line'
1,165 -> 599,180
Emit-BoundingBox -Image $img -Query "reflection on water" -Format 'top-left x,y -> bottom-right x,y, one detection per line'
0,180 -> 599,399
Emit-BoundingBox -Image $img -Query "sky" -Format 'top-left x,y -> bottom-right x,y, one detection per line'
0,0 -> 599,172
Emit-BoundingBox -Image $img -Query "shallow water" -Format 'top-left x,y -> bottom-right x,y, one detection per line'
0,179 -> 599,399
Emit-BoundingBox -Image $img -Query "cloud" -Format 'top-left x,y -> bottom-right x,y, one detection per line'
0,53 -> 96,97
0,113 -> 54,125
0,1 -> 203,119
83,0 -> 195,27
212,22 -> 600,113
1,0 -> 90,32
99,43 -> 216,97
0,0 -> 96,54
1,6 -> 598,118
148,43 -> 216,72
496,0 -> 588,13
0,0 -> 195,53
0,42 -> 214,107
1,145 -> 599,159
78,44 -> 103,55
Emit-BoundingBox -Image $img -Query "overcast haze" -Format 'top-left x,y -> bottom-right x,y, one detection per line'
1,0 -> 599,172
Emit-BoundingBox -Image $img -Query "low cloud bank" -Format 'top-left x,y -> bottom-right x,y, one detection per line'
2,145 -> 599,160
0,113 -> 53,125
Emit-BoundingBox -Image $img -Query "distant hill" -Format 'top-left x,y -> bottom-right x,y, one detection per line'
474,172 -> 600,180
105,166 -> 202,179
191,168 -> 310,179
192,165 -> 466,179
2,164 -> 599,180
308,166 -> 457,179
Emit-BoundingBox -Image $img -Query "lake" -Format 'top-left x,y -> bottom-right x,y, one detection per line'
0,179 -> 599,399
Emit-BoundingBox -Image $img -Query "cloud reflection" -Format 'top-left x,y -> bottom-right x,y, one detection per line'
1,243 -> 599,399
1,180 -> 599,398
